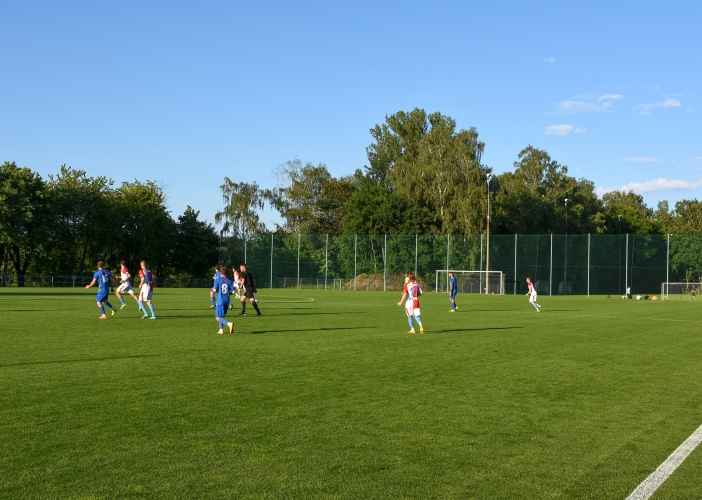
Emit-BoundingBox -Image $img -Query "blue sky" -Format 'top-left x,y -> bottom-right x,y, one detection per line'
2,0 -> 700,229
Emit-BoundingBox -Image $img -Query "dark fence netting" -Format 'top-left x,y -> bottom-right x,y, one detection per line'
1,234 -> 691,296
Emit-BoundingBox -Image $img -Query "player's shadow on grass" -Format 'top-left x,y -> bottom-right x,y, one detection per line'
432,326 -> 524,334
248,326 -> 374,335
0,354 -> 160,368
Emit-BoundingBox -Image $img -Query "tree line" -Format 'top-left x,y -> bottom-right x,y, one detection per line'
218,108 -> 702,239
0,163 -> 218,284
4,107 -> 702,285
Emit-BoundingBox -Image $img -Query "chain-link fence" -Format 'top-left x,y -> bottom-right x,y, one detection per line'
3,234 -> 693,296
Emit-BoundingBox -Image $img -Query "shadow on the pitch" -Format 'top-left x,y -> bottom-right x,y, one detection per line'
432,326 -> 525,334
0,354 -> 160,368
248,326 -> 374,335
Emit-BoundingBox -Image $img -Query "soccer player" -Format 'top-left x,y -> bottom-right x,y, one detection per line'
115,260 -> 147,315
397,272 -> 424,333
229,267 -> 241,310
138,261 -> 157,320
238,263 -> 262,316
211,266 -> 235,334
210,265 -> 221,309
84,261 -> 117,319
526,277 -> 541,312
449,272 -> 458,312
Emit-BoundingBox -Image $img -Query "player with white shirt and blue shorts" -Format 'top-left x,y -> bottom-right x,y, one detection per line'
526,277 -> 541,312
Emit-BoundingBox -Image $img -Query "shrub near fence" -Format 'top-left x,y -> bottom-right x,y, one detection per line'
2,234 -> 691,295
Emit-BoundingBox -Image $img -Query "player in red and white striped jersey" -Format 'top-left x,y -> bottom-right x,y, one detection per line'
138,261 -> 157,320
397,272 -> 425,333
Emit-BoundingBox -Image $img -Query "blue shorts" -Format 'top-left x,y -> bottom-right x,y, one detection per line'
96,291 -> 109,303
450,292 -> 457,299
216,304 -> 229,318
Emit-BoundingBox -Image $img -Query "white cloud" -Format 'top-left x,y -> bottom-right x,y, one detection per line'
599,94 -> 624,101
544,124 -> 574,135
543,57 -> 556,63
555,93 -> 623,114
597,178 -> 702,196
634,98 -> 682,115
625,157 -> 659,163
696,157 -> 702,161
575,128 -> 586,134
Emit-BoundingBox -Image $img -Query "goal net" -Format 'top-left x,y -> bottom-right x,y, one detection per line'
661,282 -> 702,300
435,270 -> 505,294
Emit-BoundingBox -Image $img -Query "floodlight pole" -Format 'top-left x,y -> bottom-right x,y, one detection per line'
587,233 -> 590,297
354,234 -> 357,291
618,215 -> 622,295
625,233 -> 629,296
564,198 -> 569,295
324,234 -> 328,290
485,171 -> 492,294
666,233 -> 670,300
297,233 -> 300,289
514,234 -> 517,295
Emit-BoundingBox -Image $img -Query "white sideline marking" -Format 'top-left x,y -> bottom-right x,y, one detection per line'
626,422 -> 702,500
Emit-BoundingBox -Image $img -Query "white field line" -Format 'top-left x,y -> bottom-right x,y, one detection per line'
625,422 -> 702,500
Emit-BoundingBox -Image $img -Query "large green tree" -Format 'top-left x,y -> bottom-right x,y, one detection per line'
0,162 -> 52,285
492,146 -> 603,235
267,159 -> 356,234
173,206 -> 219,279
365,109 -> 486,234
46,165 -> 113,276
215,179 -> 267,238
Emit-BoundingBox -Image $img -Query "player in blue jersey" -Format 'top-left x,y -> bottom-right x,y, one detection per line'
449,272 -> 458,312
84,261 -> 118,319
211,266 -> 234,334
210,265 -> 221,309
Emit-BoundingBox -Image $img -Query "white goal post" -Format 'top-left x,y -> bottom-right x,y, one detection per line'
435,270 -> 505,294
661,282 -> 702,300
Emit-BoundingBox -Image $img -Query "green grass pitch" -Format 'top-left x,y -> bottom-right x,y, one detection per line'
2,288 -> 702,499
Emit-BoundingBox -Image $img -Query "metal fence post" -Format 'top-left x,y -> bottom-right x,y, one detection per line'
297,233 -> 301,289
244,236 -> 247,264
446,234 -> 450,291
624,233 -> 629,292
270,233 -> 273,289
354,234 -> 357,291
587,233 -> 590,297
549,233 -> 553,296
415,234 -> 418,276
480,234 -> 483,294
325,234 -> 328,290
383,234 -> 387,292
514,234 -> 517,294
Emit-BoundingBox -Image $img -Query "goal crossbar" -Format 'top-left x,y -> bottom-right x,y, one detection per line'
435,270 -> 504,295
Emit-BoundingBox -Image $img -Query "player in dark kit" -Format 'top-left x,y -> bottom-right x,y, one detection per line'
238,263 -> 262,316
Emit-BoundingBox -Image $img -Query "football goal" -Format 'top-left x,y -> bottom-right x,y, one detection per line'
435,270 -> 505,294
661,282 -> 702,300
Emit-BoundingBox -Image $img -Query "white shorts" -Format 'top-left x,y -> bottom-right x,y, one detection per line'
405,301 -> 421,317
139,286 -> 153,302
529,293 -> 538,303
117,281 -> 134,295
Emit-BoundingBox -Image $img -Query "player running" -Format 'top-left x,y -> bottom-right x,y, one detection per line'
239,263 -> 262,316
138,261 -> 157,320
449,272 -> 458,312
210,265 -> 221,309
211,266 -> 235,334
397,272 -> 424,333
84,261 -> 117,319
526,277 -> 541,312
115,260 -> 147,315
